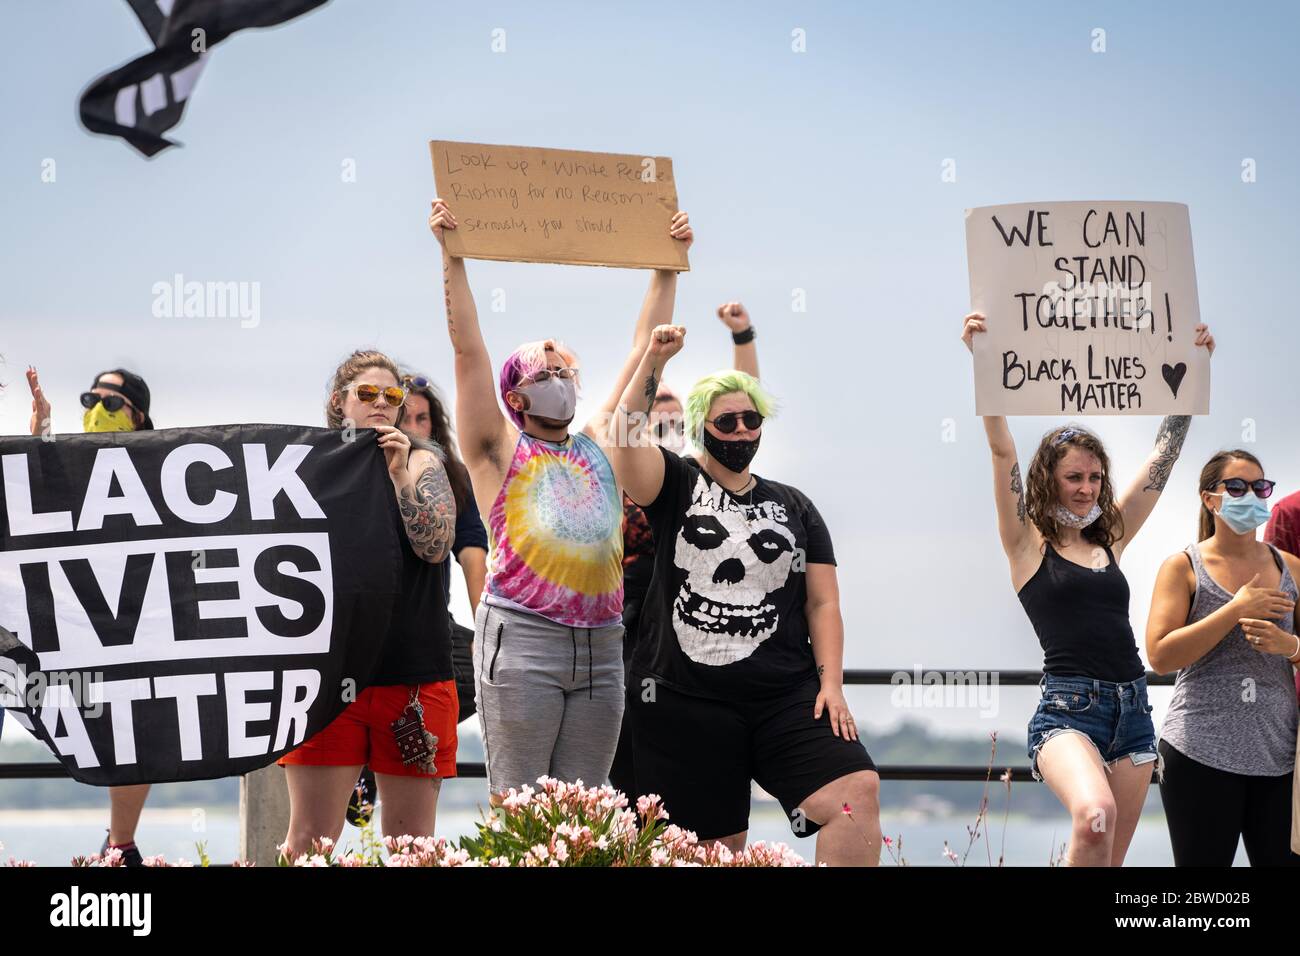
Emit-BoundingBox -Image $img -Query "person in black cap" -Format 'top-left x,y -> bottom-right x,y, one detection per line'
25,365 -> 156,865
25,366 -> 154,436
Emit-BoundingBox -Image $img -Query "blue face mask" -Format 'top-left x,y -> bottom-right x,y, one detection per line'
1210,491 -> 1271,534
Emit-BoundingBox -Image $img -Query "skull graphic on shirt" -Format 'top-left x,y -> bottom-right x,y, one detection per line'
671,474 -> 797,665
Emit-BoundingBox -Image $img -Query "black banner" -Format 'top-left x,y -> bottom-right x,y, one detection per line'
79,0 -> 329,157
0,425 -> 401,785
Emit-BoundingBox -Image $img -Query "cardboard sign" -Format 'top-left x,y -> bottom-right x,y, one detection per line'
429,140 -> 688,271
965,201 -> 1209,416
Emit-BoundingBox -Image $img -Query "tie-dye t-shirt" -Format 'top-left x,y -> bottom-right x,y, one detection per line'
484,431 -> 624,627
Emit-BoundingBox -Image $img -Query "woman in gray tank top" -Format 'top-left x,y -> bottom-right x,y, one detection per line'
1146,449 -> 1300,866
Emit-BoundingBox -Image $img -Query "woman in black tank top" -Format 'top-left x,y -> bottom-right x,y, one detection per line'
962,311 -> 1215,867
279,350 -> 459,859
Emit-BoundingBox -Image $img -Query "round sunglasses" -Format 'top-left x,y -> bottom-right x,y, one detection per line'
343,382 -> 407,407
1210,477 -> 1276,499
523,367 -> 579,384
80,391 -> 131,413
707,410 -> 764,434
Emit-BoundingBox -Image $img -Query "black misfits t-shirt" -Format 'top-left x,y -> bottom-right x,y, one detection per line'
633,447 -> 836,700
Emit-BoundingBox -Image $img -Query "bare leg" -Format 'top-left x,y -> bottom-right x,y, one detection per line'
375,773 -> 441,840
1036,732 -> 1117,867
802,770 -> 882,867
708,831 -> 747,854
1107,758 -> 1155,866
108,784 -> 151,845
283,764 -> 363,858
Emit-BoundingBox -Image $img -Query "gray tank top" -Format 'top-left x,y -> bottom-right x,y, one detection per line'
1160,541 -> 1299,776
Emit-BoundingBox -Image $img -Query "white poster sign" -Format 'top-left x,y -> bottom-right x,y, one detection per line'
965,201 -> 1209,415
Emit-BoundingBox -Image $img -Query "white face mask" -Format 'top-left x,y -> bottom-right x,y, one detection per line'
514,375 -> 576,425
1052,501 -> 1102,529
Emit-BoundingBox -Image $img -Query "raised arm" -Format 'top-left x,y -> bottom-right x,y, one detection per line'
429,199 -> 512,469
608,324 -> 686,506
1114,323 -> 1214,551
716,302 -> 759,379
26,366 -> 51,438
1113,414 -> 1192,551
585,211 -> 692,443
962,312 -> 1035,563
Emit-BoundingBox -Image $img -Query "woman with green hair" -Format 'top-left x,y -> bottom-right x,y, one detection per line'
606,325 -> 881,866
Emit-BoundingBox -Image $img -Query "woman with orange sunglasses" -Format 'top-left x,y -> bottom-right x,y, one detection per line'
278,349 -> 458,857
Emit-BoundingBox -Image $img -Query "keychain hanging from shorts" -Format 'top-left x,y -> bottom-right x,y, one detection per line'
391,687 -> 439,774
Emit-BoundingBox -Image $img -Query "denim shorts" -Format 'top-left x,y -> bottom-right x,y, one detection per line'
1027,674 -> 1158,781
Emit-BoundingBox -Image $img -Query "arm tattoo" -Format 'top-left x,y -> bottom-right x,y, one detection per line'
1010,462 -> 1026,524
442,256 -> 455,339
642,367 -> 659,415
398,457 -> 456,563
1144,415 -> 1191,492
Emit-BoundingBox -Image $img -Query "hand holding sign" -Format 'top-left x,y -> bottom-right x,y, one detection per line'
375,425 -> 412,480
429,141 -> 688,271
965,201 -> 1212,415
428,199 -> 456,249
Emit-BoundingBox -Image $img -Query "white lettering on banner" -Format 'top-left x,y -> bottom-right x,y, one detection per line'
37,669 -> 323,767
88,677 -> 152,765
152,673 -> 218,760
0,533 -> 333,671
2,454 -> 74,535
2,442 -> 326,537
159,444 -> 237,523
273,669 -> 320,750
78,448 -> 163,532
37,682 -> 99,768
243,445 -> 326,521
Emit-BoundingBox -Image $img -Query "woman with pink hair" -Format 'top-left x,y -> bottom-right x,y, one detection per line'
428,198 -> 692,802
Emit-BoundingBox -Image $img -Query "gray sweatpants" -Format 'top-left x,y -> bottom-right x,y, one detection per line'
473,601 -> 625,796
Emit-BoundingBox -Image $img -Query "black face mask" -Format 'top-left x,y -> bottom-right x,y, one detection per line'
703,428 -> 761,473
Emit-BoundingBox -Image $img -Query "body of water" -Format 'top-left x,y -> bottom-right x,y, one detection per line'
0,805 -> 1248,867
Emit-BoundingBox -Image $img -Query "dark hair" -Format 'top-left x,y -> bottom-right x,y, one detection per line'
93,368 -> 154,429
1197,449 -> 1264,541
1025,424 -> 1124,548
401,373 -> 471,512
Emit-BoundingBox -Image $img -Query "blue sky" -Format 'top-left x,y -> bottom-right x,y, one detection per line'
2,0 -> 1298,738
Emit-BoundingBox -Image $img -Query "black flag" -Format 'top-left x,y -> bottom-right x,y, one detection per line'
0,425 -> 403,785
79,0 -> 328,157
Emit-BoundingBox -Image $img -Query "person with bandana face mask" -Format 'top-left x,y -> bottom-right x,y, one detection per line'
962,311 -> 1216,867
607,326 -> 880,866
25,365 -> 155,866
1145,450 -> 1300,865
428,197 -> 692,803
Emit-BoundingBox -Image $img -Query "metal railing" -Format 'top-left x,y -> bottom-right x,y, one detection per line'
0,668 -> 1176,785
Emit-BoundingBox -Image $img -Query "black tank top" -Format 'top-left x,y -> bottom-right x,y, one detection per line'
372,510 -> 453,685
1016,541 -> 1144,682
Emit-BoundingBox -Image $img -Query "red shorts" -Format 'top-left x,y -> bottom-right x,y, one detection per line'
278,681 -> 459,778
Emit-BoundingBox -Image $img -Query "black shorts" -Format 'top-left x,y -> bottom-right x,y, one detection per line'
629,675 -> 876,841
